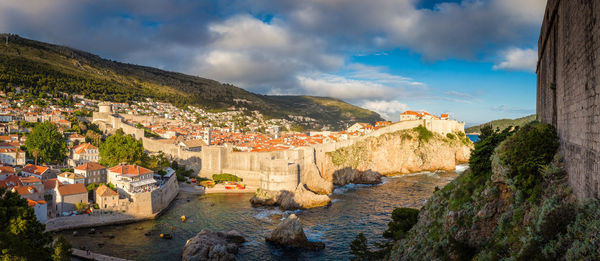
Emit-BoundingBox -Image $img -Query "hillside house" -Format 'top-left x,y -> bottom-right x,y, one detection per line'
55,183 -> 87,213
67,133 -> 86,146
69,143 -> 99,167
0,165 -> 15,180
22,164 -> 49,179
347,123 -> 374,133
57,172 -> 85,185
74,162 -> 107,185
0,148 -> 26,166
107,164 -> 157,196
27,199 -> 47,223
95,184 -> 119,209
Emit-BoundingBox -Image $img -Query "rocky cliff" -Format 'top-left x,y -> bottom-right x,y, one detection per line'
252,127 -> 473,210
388,123 -> 600,260
319,127 -> 472,187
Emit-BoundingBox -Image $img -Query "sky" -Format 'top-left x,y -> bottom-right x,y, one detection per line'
0,0 -> 547,126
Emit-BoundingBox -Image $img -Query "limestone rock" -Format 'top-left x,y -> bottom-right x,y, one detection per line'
333,168 -> 382,186
265,214 -> 325,250
182,229 -> 246,261
320,130 -> 473,183
250,184 -> 331,210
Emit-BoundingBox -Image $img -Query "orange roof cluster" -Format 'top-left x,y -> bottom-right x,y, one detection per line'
108,164 -> 153,176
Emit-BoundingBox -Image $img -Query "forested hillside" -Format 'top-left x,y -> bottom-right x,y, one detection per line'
465,114 -> 536,134
0,34 -> 382,130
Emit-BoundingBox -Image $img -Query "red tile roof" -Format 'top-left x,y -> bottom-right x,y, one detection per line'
72,143 -> 97,154
12,185 -> 37,195
19,176 -> 42,184
43,179 -> 62,190
27,199 -> 46,207
57,183 -> 87,196
22,164 -> 49,176
108,164 -> 153,176
75,162 -> 106,171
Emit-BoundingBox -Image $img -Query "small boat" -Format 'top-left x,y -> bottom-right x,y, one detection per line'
160,233 -> 173,239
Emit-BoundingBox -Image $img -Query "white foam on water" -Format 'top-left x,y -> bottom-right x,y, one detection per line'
455,164 -> 469,174
253,208 -> 284,221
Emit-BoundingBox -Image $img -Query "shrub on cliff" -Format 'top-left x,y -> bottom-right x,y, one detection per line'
413,125 -> 433,142
498,122 -> 559,202
212,173 -> 242,183
383,208 -> 420,241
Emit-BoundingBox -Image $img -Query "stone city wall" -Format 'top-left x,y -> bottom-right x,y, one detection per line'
94,110 -> 464,193
537,0 -> 600,199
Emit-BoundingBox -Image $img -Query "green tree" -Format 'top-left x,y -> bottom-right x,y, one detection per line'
24,122 -> 67,164
51,236 -> 71,261
99,130 -> 147,167
350,233 -> 372,260
479,124 -> 494,141
0,188 -> 53,260
383,208 -> 420,241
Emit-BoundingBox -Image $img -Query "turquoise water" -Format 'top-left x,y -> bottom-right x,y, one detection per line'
467,134 -> 480,142
59,169 -> 463,260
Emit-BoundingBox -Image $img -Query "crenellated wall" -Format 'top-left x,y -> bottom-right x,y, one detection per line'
94,110 -> 465,193
537,0 -> 600,199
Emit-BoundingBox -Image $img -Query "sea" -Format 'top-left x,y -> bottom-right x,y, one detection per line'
60,166 -> 468,260
466,134 -> 480,142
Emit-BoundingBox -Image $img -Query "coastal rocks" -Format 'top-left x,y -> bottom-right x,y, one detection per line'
265,214 -> 325,250
250,184 -> 331,210
320,129 -> 473,183
182,229 -> 246,261
332,168 -> 382,186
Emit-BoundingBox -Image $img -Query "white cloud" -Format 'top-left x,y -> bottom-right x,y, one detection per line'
297,73 -> 398,100
361,100 -> 408,120
190,15 -> 344,91
493,48 -> 538,72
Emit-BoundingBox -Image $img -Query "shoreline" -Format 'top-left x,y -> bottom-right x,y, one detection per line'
45,212 -> 155,233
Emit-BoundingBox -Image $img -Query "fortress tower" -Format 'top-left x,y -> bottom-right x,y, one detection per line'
98,102 -> 113,114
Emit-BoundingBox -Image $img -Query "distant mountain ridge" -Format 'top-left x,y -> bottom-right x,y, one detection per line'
465,114 -> 536,134
0,34 -> 383,130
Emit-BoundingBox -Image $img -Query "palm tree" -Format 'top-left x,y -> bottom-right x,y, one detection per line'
32,148 -> 40,165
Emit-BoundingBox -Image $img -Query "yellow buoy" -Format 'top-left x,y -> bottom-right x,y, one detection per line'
160,233 -> 164,238
180,215 -> 187,222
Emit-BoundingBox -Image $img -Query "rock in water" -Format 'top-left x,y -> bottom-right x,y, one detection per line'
265,214 -> 325,250
250,184 -> 331,210
333,168 -> 382,186
182,230 -> 246,261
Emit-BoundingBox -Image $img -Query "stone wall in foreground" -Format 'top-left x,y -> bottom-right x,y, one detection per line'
537,0 -> 600,199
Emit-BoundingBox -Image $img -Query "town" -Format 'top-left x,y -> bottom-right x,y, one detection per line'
0,90 -> 462,228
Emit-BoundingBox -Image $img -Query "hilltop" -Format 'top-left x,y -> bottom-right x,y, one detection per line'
0,34 -> 382,130
465,114 -> 536,133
